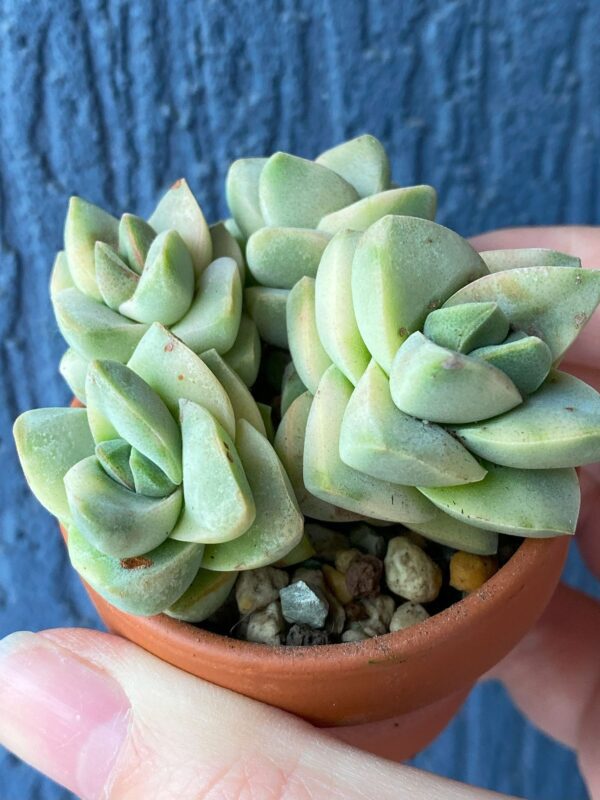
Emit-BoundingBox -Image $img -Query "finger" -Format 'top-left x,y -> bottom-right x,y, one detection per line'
469,225 -> 600,371
489,584 -> 600,798
0,629 -> 515,800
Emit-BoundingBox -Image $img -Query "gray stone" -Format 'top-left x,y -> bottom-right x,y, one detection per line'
286,623 -> 330,646
349,524 -> 387,558
279,580 -> 329,628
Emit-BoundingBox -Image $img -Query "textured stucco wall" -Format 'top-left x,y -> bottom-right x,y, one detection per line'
1,1 -> 599,797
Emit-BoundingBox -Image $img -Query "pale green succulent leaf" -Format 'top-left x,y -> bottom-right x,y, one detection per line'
148,178 -> 212,278
118,213 -> 156,274
59,348 -> 89,403
53,287 -> 149,362
202,420 -> 303,570
352,215 -> 489,373
171,257 -> 242,354
315,134 -> 391,197
287,276 -> 332,394
210,221 -> 245,283
418,462 -> 580,537
170,400 -> 255,544
64,196 -> 119,300
443,266 -> 600,362
315,230 -> 370,385
165,569 -> 238,622
452,371 -> 600,468
222,314 -> 261,387
85,360 -> 182,484
257,402 -> 274,443
390,332 -> 522,423
129,448 -> 177,497
407,510 -> 499,555
50,251 -> 74,301
274,391 -> 364,522
119,230 -> 195,325
13,408 -> 95,520
304,365 -> 437,523
200,348 -> 265,436
223,217 -> 245,249
64,456 -> 181,557
128,323 -> 235,440
423,302 -> 509,353
95,242 -> 139,310
480,248 -> 581,272
317,185 -> 437,235
225,158 -> 268,239
246,227 -> 330,289
245,286 -> 289,348
95,439 -> 134,490
275,533 -> 317,567
259,152 -> 359,229
340,360 -> 487,487
67,524 -> 204,616
280,361 -> 307,418
469,332 -> 552,395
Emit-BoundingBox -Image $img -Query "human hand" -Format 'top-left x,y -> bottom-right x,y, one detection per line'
0,226 -> 598,800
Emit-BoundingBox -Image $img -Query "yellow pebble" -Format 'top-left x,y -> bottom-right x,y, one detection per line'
450,551 -> 498,593
334,548 -> 361,574
323,564 -> 354,605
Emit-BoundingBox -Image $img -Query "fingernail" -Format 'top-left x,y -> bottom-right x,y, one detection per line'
0,631 -> 130,800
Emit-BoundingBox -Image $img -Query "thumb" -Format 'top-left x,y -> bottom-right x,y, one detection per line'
0,629 -> 512,800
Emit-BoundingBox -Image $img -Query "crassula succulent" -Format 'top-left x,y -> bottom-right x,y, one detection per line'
13,134 -> 600,642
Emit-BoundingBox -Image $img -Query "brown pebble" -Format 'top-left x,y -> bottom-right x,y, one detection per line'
345,601 -> 368,622
345,554 -> 383,599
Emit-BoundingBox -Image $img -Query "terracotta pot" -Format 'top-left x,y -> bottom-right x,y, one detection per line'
61,523 -> 568,757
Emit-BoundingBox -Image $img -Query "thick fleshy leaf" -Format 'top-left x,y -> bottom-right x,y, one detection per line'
223,217 -> 245,248
202,420 -> 303,570
95,439 -> 134,490
50,251 -> 74,300
148,178 -> 212,277
200,348 -> 265,435
95,243 -> 139,310
13,408 -> 95,520
171,257 -> 242,354
352,215 -> 489,373
423,302 -> 509,353
67,525 -> 204,616
280,361 -> 307,417
64,456 -> 181,557
210,221 -> 245,282
59,348 -> 89,403
274,391 -> 363,523
118,214 -> 156,274
85,360 -> 182,484
419,462 -> 580,537
170,401 -> 255,544
64,196 -> 119,300
318,186 -> 437,235
129,448 -> 177,497
469,332 -> 552,395
128,323 -> 235,439
444,266 -> 600,361
257,403 -> 274,442
315,230 -> 369,386
119,230 -> 195,325
316,134 -> 391,197
287,277 -> 332,394
453,371 -> 600,468
246,227 -> 330,289
304,366 -> 436,523
166,569 -> 238,622
480,248 -> 581,272
340,360 -> 486,487
407,511 -> 499,555
53,288 -> 149,362
275,534 -> 317,567
390,332 -> 522,423
259,152 -> 359,228
222,314 -> 261,387
245,287 -> 289,348
225,158 -> 268,239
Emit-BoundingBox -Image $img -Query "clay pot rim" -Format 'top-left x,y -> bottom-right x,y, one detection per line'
93,535 -> 556,669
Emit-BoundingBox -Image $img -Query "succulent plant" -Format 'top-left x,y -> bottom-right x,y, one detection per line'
51,179 -> 261,400
13,133 -> 600,631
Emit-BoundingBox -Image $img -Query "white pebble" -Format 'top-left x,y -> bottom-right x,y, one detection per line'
245,601 -> 284,645
389,602 -> 430,632
235,567 -> 289,615
360,595 -> 395,637
384,537 -> 442,603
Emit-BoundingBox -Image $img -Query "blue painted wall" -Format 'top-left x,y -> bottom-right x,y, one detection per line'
1,1 -> 599,797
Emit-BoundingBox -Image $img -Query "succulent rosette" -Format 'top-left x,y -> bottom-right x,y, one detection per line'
52,179 -> 261,398
14,323 -> 304,618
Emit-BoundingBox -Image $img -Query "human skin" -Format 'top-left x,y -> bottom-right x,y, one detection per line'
0,226 -> 598,800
